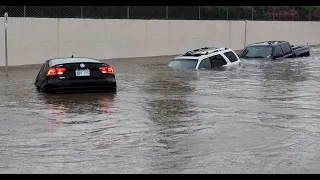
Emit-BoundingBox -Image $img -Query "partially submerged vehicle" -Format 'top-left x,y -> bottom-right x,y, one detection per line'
168,47 -> 241,69
35,56 -> 116,93
238,41 -> 310,60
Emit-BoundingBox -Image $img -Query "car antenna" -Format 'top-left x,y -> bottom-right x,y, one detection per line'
71,55 -> 74,58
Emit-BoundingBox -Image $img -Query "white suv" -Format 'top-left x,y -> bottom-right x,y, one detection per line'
168,47 -> 241,69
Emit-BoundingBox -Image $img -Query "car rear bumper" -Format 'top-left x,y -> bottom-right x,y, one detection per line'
41,78 -> 116,93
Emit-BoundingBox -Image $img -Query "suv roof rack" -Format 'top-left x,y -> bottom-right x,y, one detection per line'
184,47 -> 229,57
252,41 -> 286,45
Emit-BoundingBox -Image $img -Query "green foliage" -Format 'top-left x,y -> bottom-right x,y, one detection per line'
199,6 -> 320,20
200,6 -> 320,12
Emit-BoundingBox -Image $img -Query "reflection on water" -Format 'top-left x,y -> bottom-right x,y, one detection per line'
142,64 -> 198,123
141,66 -> 198,173
260,59 -> 309,82
259,58 -> 309,101
241,58 -> 310,124
40,92 -> 116,124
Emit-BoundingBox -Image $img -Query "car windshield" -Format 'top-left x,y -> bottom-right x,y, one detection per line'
239,46 -> 272,59
49,58 -> 101,67
168,59 -> 198,69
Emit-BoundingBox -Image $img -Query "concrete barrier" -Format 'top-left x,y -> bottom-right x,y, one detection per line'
0,17 -> 320,66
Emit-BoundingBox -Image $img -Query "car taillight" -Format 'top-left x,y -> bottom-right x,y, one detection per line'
99,66 -> 114,74
46,67 -> 66,76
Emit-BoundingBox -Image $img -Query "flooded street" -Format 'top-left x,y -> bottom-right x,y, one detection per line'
0,52 -> 319,173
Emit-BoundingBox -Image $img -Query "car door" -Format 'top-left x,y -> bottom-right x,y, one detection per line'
36,62 -> 48,87
273,45 -> 284,59
280,43 -> 294,58
198,58 -> 211,69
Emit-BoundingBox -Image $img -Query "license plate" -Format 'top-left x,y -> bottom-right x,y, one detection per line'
75,69 -> 90,76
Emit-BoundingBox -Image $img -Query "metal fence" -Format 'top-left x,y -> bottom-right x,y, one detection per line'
1,6 -> 320,21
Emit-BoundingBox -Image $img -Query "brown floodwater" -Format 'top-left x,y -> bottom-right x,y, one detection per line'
0,53 -> 319,173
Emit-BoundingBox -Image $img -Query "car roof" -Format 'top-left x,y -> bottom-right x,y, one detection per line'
174,47 -> 233,60
173,56 -> 199,60
247,41 -> 287,47
48,57 -> 101,66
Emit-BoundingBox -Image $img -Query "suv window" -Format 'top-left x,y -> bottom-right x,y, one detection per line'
280,43 -> 292,55
274,45 -> 284,56
198,58 -> 211,69
209,54 -> 227,67
223,51 -> 238,62
168,59 -> 198,69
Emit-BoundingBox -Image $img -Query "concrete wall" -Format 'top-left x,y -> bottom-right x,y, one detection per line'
0,18 -> 320,66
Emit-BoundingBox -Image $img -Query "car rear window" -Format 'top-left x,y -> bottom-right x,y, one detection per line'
168,59 -> 198,69
49,58 -> 101,67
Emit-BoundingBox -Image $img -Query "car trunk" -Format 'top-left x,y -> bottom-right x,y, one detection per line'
56,62 -> 106,80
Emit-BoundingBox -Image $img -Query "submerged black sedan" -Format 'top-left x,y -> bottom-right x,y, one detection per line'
35,56 -> 116,93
